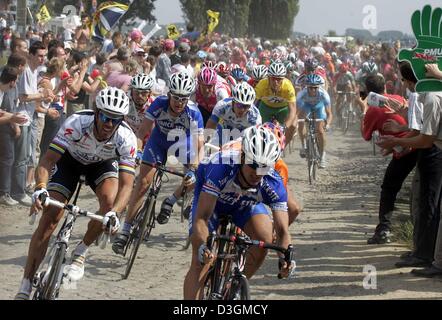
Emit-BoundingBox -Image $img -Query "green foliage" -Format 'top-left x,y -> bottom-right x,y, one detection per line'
248,0 -> 299,39
180,0 -> 297,39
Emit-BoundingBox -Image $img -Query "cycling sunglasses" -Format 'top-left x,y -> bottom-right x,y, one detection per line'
234,102 -> 251,109
170,94 -> 190,103
98,111 -> 123,125
246,163 -> 272,175
133,89 -> 151,95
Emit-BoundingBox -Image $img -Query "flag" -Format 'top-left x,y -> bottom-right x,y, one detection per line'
91,1 -> 129,42
36,5 -> 51,23
207,10 -> 220,34
167,24 -> 180,40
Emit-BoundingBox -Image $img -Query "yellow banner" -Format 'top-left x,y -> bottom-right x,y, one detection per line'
167,24 -> 180,40
36,5 -> 51,23
207,10 -> 220,34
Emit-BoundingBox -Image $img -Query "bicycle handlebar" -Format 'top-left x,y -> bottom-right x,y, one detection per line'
39,193 -> 113,249
207,233 -> 294,278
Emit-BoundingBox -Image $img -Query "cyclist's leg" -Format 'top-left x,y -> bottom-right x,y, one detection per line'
297,108 -> 308,155
126,163 -> 156,223
126,137 -> 165,224
287,187 -> 301,225
236,204 -> 273,279
315,103 -> 327,156
257,101 -> 275,123
184,196 -> 217,300
19,153 -> 79,297
82,164 -> 120,246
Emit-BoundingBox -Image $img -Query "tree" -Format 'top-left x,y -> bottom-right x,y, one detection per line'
179,0 -> 207,30
180,0 -> 251,37
248,0 -> 299,39
328,30 -> 337,37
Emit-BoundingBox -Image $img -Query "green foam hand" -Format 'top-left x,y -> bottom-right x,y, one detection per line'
398,5 -> 442,92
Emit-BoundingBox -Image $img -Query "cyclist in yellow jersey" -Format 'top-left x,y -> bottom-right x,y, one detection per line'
255,62 -> 297,144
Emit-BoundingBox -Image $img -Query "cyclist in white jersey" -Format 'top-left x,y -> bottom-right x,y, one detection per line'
15,87 -> 137,300
125,73 -> 155,138
205,82 -> 262,146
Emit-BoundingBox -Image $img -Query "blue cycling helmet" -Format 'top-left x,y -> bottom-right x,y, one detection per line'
196,50 -> 207,60
305,74 -> 325,87
231,67 -> 246,81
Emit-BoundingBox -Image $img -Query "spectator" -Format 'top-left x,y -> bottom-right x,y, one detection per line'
378,62 -> 442,270
106,58 -> 139,92
156,39 -> 175,86
15,41 -> 55,205
0,66 -> 29,206
362,75 -> 418,245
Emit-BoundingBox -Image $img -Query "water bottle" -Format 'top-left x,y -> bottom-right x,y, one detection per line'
367,92 -> 388,107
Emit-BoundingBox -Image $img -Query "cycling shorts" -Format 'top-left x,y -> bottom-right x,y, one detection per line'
48,151 -> 118,200
257,100 -> 289,124
142,130 -> 197,166
298,101 -> 328,121
188,200 -> 270,236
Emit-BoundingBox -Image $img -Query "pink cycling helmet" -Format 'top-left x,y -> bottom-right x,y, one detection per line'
198,67 -> 217,85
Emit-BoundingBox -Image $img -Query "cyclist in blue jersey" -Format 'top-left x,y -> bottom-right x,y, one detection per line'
112,71 -> 205,254
297,74 -> 332,169
183,125 -> 295,300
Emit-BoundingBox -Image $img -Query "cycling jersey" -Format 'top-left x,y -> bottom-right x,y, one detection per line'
125,93 -> 154,135
210,98 -> 262,132
255,78 -> 296,108
195,75 -> 230,113
334,71 -> 355,88
189,150 -> 288,234
49,110 -> 137,175
142,96 -> 204,165
297,87 -> 331,120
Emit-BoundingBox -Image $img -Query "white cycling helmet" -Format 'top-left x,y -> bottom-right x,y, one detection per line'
232,82 -> 256,105
131,73 -> 154,91
268,62 -> 287,77
96,87 -> 130,116
169,71 -> 195,96
243,125 -> 281,168
252,65 -> 268,80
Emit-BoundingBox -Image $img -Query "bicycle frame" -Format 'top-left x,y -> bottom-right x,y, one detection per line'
32,189 -> 106,300
203,216 -> 294,300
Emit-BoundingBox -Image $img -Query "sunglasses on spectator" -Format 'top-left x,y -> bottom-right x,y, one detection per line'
170,94 -> 190,103
98,111 -> 123,125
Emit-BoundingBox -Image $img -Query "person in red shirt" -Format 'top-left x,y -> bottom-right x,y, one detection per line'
362,75 -> 418,245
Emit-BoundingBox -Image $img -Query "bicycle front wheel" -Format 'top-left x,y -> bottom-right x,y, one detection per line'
227,275 -> 250,300
36,243 -> 66,300
124,196 -> 156,279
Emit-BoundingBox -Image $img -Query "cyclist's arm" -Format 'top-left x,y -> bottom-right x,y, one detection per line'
192,192 -> 218,247
111,171 -> 135,214
272,209 -> 291,254
34,149 -> 62,189
284,101 -> 298,145
136,117 -> 154,151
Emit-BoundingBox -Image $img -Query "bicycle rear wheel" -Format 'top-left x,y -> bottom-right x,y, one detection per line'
227,275 -> 250,300
124,196 -> 156,279
35,243 -> 66,300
